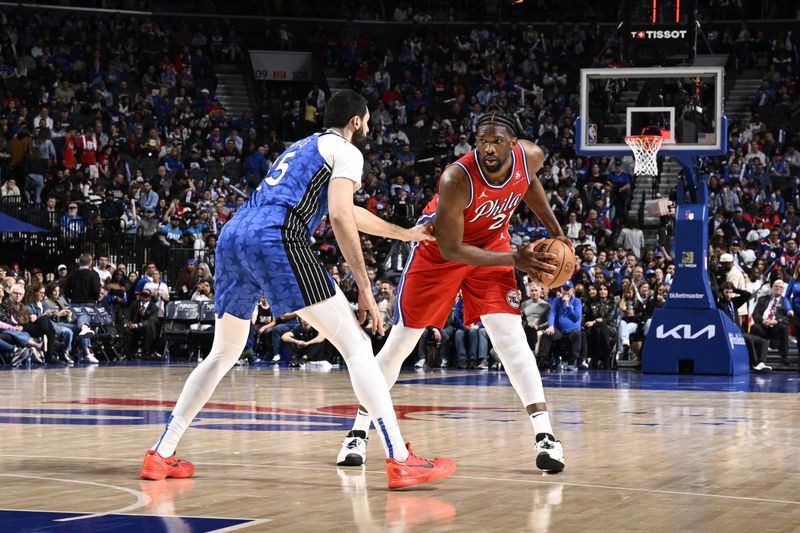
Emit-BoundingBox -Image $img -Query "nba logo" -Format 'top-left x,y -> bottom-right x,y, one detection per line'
588,124 -> 598,145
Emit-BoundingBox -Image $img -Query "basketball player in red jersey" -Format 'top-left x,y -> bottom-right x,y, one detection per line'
336,113 -> 569,472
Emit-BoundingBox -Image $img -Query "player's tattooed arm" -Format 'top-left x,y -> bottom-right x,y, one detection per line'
352,206 -> 434,243
519,140 -> 571,248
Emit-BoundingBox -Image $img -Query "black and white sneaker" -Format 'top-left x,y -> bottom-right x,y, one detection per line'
336,430 -> 368,466
11,347 -> 31,367
535,433 -> 565,473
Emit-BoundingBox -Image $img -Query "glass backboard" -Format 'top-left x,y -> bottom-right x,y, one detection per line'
577,66 -> 725,156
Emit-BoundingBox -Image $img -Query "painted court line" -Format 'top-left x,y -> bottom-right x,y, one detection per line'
0,473 -> 148,521
1,454 -> 798,507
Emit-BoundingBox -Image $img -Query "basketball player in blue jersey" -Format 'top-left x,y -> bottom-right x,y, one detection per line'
141,90 -> 457,490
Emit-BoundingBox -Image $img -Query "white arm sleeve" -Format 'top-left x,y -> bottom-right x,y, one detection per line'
318,134 -> 364,187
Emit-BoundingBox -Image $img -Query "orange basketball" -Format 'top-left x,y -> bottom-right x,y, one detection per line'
529,238 -> 576,289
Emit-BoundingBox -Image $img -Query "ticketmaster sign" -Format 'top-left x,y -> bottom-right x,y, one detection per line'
249,51 -> 313,82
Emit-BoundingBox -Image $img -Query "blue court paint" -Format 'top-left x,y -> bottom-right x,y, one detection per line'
396,370 -> 800,394
0,509 -> 254,532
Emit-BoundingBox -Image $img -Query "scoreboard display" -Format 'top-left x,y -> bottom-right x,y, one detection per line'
624,0 -> 696,66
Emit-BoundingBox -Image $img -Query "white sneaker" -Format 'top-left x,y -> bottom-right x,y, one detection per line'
78,325 -> 95,337
414,359 -> 425,369
535,434 -> 565,473
271,354 -> 281,362
84,353 -> 99,364
440,358 -> 448,368
477,358 -> 489,369
754,362 -> 772,372
336,430 -> 368,466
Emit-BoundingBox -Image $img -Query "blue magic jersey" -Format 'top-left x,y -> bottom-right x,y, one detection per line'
243,131 -> 361,237
214,131 -> 363,319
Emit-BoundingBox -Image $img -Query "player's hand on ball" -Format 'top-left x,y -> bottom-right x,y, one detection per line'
514,244 -> 557,283
553,235 -> 573,249
407,221 -> 435,243
358,291 -> 385,336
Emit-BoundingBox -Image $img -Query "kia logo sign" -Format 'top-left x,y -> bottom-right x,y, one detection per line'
655,324 -> 716,340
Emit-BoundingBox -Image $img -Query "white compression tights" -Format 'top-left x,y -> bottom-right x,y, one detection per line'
481,313 -> 547,407
153,312 -> 251,457
154,289 -> 409,461
296,289 -> 408,461
350,324 -> 424,433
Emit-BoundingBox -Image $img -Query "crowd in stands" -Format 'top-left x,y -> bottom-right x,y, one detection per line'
1,9 -> 799,369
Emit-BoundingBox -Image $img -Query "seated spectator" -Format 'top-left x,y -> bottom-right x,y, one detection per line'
121,289 -> 161,359
282,318 -> 329,368
191,280 -> 214,301
717,282 -> 770,371
582,283 -> 617,368
175,260 -> 201,300
4,284 -> 63,363
616,285 -> 644,363
143,270 -> 170,316
537,281 -> 583,370
521,281 -> 550,358
103,271 -> 129,324
270,312 -> 300,363
453,295 -> 490,369
749,279 -> 790,365
252,296 -> 277,361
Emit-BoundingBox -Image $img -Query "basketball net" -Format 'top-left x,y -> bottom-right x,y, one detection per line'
624,135 -> 663,176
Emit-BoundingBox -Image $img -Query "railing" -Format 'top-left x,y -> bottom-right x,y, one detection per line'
0,197 -> 209,283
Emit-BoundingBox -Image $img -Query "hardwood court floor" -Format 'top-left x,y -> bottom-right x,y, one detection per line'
1,364 -> 799,532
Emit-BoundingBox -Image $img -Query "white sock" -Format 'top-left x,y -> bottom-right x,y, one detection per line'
152,313 -> 251,457
530,411 -> 554,437
350,324 -> 424,436
299,289 -> 408,461
352,408 -> 372,433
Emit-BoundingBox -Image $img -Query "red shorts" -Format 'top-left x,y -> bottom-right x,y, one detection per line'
395,247 -> 521,329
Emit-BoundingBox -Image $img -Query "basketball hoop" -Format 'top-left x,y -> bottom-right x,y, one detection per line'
624,135 -> 663,176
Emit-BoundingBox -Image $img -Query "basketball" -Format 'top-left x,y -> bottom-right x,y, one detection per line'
529,238 -> 575,289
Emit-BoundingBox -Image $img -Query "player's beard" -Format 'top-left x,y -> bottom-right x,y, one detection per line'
351,126 -> 367,151
481,152 -> 504,173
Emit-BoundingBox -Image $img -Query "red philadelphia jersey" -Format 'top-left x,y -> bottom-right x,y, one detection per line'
419,143 -> 531,258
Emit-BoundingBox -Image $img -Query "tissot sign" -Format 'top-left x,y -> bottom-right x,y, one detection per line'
630,30 -> 689,39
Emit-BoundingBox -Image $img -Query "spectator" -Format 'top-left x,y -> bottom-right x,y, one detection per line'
191,280 -> 214,302
252,296 -> 277,361
282,318 -> 329,369
453,295 -> 490,369
121,289 -> 161,359
750,279 -> 791,366
582,283 -> 617,369
717,282 -> 770,372
62,254 -> 101,304
94,256 -> 112,285
4,283 -> 63,363
538,281 -> 583,371
521,281 -> 550,358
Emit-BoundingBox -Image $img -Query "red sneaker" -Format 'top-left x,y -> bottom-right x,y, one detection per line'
385,443 -> 456,490
140,450 -> 196,480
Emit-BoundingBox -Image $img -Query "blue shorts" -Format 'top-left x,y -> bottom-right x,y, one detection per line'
214,209 -> 336,320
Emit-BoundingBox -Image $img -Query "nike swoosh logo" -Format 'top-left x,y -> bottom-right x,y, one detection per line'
406,463 -> 434,469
